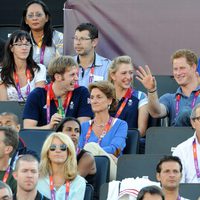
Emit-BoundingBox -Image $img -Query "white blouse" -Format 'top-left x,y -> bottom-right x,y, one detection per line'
7,64 -> 46,101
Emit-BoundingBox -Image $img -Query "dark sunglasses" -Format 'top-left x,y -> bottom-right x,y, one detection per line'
49,144 -> 67,151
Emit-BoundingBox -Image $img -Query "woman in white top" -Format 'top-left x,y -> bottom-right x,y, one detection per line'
37,132 -> 86,200
20,0 -> 63,69
0,30 -> 46,101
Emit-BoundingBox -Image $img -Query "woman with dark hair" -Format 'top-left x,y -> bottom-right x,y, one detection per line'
20,0 -> 63,68
55,117 -> 96,183
0,30 -> 46,101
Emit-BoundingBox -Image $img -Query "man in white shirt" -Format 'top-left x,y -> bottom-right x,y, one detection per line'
173,103 -> 200,183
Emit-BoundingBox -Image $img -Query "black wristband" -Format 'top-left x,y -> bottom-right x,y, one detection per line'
148,88 -> 157,93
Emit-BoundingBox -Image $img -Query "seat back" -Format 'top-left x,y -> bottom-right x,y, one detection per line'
99,183 -> 109,200
179,183 -> 200,200
94,156 -> 110,200
134,75 -> 178,97
117,154 -> 165,181
84,184 -> 94,200
0,101 -> 25,127
123,129 -> 139,154
145,127 -> 194,154
0,25 -> 19,40
19,129 -> 53,158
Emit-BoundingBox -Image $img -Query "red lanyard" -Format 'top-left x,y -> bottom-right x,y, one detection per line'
175,90 -> 200,116
46,83 -> 73,124
85,116 -> 113,145
76,54 -> 96,86
2,166 -> 11,183
89,65 -> 95,83
115,88 -> 133,118
192,139 -> 200,178
49,176 -> 70,200
14,68 -> 31,100
40,45 -> 45,64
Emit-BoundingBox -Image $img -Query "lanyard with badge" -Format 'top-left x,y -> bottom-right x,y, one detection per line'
192,139 -> 200,178
115,87 -> 133,118
175,90 -> 200,116
85,116 -> 113,145
37,37 -> 45,64
14,68 -> 31,101
49,176 -> 70,200
76,53 -> 96,86
2,166 -> 11,183
46,83 -> 73,124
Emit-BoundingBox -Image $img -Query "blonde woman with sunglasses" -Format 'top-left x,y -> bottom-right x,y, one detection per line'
37,132 -> 86,200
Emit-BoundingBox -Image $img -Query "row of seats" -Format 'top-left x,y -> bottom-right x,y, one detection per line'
100,153 -> 199,200
100,181 -> 200,200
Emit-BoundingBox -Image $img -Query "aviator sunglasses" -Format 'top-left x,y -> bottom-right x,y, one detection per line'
49,144 -> 67,151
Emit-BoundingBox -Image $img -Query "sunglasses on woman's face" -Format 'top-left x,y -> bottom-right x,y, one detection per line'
49,144 -> 67,151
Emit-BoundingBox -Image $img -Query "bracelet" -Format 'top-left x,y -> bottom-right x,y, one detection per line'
148,88 -> 157,93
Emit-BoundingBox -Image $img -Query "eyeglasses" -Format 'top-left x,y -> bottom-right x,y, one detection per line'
72,36 -> 92,42
26,13 -> 44,19
12,43 -> 32,48
49,144 -> 67,151
193,116 -> 200,122
0,196 -> 12,200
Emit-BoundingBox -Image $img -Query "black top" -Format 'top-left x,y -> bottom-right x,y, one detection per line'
13,191 -> 50,200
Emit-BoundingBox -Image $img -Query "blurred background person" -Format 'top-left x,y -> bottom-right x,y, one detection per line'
20,0 -> 63,69
0,181 -> 13,200
0,30 -> 46,101
37,132 -> 86,200
0,112 -> 39,167
0,127 -> 18,194
137,185 -> 164,200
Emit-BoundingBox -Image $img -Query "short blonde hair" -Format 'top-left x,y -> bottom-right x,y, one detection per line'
108,55 -> 133,84
48,56 -> 78,82
39,132 -> 77,181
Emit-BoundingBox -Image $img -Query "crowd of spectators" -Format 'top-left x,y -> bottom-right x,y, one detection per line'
0,0 -> 200,199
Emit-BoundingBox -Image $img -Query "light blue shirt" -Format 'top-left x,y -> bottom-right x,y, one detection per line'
79,118 -> 128,157
159,85 -> 200,126
74,52 -> 111,88
37,175 -> 86,200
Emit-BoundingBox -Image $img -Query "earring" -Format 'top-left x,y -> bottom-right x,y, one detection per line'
107,104 -> 111,110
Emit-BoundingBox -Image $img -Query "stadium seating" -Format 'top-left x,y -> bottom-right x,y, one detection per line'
179,183 -> 200,200
117,154 -> 165,181
145,127 -> 193,154
19,129 -> 53,158
84,184 -> 94,200
134,75 -> 178,97
94,156 -> 110,200
0,101 -> 25,127
123,129 -> 139,154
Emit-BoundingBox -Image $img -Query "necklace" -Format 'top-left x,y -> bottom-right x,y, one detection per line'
93,119 -> 106,127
